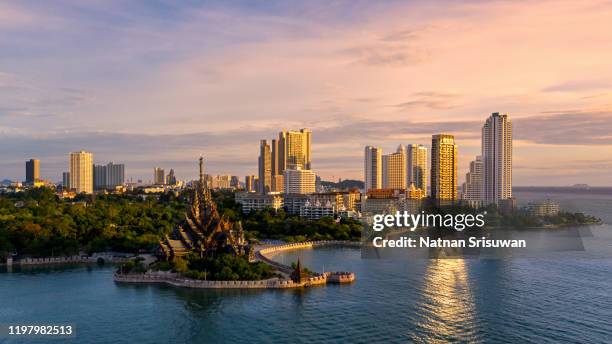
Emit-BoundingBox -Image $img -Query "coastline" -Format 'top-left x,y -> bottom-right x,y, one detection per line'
114,240 -> 359,289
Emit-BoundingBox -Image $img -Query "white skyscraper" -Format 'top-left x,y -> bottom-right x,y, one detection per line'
364,146 -> 382,192
406,144 -> 428,195
69,151 -> 93,194
482,112 -> 512,205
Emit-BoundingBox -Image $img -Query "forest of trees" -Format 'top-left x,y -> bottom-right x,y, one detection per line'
1,188 -> 363,259
0,188 -> 184,258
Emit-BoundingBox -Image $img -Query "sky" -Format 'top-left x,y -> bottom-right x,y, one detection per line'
1,0 -> 612,185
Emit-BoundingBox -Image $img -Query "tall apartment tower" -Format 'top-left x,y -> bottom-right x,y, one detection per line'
154,167 -> 165,185
462,156 -> 483,201
406,144 -> 428,195
431,134 -> 458,201
382,145 -> 406,190
107,162 -> 125,188
25,158 -> 40,184
278,129 -> 311,171
69,151 -> 93,194
482,112 -> 513,205
364,146 -> 382,192
258,140 -> 272,194
93,164 -> 107,190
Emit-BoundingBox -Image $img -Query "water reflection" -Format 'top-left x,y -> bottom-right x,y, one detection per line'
412,259 -> 480,343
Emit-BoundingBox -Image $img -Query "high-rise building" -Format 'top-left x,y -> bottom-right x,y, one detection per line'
93,162 -> 125,190
284,168 -> 316,194
258,140 -> 272,194
93,164 -> 107,190
25,158 -> 40,185
230,176 -> 239,188
62,172 -> 71,190
69,151 -> 93,194
431,134 -> 458,201
166,169 -> 177,185
278,129 -> 311,171
154,167 -> 165,185
106,162 -> 125,188
406,144 -> 428,195
253,177 -> 260,193
364,146 -> 382,192
271,138 -> 280,176
482,112 -> 513,205
245,175 -> 256,192
382,145 -> 406,190
462,156 -> 483,201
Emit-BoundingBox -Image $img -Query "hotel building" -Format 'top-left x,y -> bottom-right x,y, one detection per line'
283,168 -> 316,194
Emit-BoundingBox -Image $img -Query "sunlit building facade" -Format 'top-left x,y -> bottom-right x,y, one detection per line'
431,134 -> 458,201
382,145 -> 406,190
482,112 -> 513,205
406,144 -> 428,196
69,151 -> 93,194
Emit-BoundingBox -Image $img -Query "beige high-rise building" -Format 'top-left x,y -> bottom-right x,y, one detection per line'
154,167 -> 165,185
431,134 -> 458,201
462,156 -> 483,201
283,168 -> 315,194
406,144 -> 428,195
278,129 -> 311,171
382,145 -> 406,190
258,140 -> 272,194
482,112 -> 512,205
364,146 -> 382,192
69,151 -> 93,194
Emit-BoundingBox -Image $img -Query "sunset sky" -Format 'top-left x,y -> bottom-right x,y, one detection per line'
1,0 -> 612,185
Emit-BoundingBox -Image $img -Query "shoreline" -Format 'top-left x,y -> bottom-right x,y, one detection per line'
115,240 -> 359,289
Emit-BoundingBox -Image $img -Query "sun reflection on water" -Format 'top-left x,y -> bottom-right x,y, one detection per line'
412,259 -> 480,343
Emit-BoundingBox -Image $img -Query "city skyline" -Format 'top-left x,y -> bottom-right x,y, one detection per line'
2,1 -> 612,185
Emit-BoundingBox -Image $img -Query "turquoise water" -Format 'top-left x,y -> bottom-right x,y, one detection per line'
1,190 -> 611,343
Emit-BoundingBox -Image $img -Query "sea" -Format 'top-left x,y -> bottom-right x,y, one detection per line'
1,187 -> 611,343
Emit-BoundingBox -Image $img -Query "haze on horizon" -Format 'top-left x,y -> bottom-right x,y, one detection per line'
1,0 -> 612,186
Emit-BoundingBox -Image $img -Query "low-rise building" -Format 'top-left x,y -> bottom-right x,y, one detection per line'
527,199 -> 560,217
235,191 -> 283,213
299,200 -> 335,220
